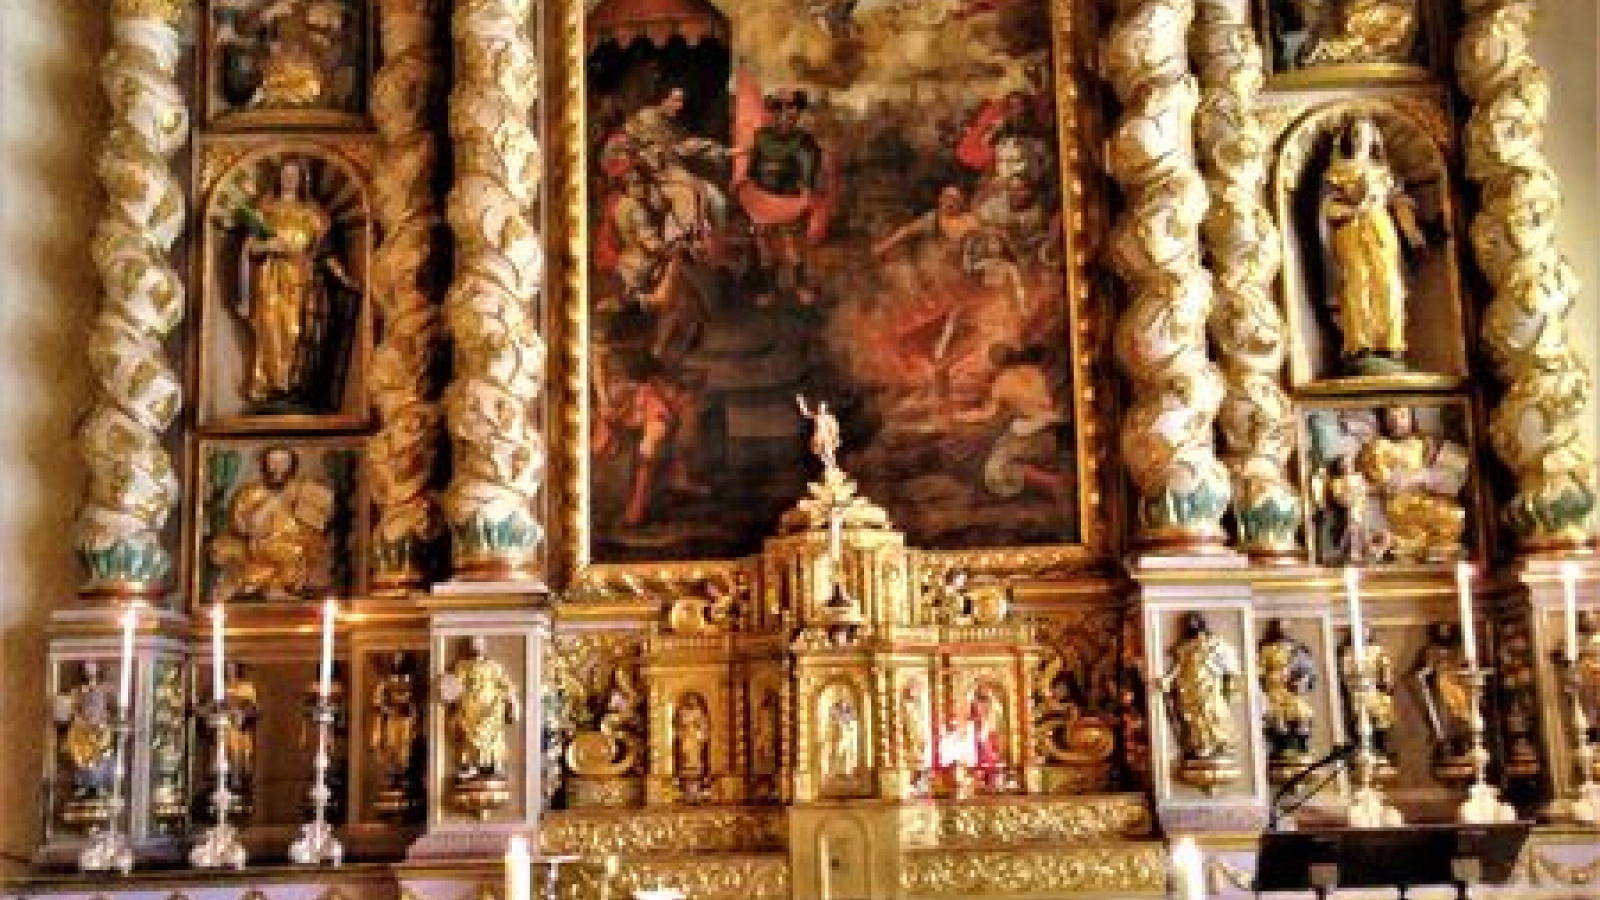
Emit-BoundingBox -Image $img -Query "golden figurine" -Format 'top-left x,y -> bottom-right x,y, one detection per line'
1313,454 -> 1388,564
370,651 -> 423,817
796,394 -> 843,476
209,445 -> 336,603
751,689 -> 781,776
1162,612 -> 1243,788
150,662 -> 189,825
1339,629 -> 1399,781
1357,407 -> 1468,562
441,636 -> 520,816
1295,0 -> 1419,68
1412,622 -> 1474,781
214,0 -> 359,115
672,693 -> 712,781
1258,619 -> 1317,783
1319,117 -> 1425,377
232,158 -> 357,410
54,661 -> 116,827
223,662 -> 261,808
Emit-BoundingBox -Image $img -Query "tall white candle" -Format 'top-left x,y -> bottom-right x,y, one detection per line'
1170,835 -> 1205,900
117,602 -> 138,713
1561,561 -> 1581,665
318,598 -> 337,702
1456,561 -> 1478,671
505,834 -> 532,900
211,604 -> 226,705
1344,566 -> 1367,664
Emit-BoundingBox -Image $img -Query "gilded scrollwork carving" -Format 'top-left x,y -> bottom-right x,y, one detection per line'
369,0 -> 447,590
540,808 -> 785,855
547,633 -> 647,804
1105,0 -> 1231,549
938,796 -> 1152,846
1194,0 -> 1298,558
76,0 -> 190,594
1032,612 -> 1121,783
900,846 -> 1167,897
1457,0 -> 1597,550
442,0 -> 547,578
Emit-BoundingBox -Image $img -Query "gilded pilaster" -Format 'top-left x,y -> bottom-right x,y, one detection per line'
1106,0 -> 1232,551
369,0 -> 447,590
75,0 -> 190,596
442,0 -> 546,579
1457,0 -> 1597,551
1193,0 -> 1299,560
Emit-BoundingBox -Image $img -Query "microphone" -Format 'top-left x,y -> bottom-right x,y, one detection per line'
1269,742 -> 1358,830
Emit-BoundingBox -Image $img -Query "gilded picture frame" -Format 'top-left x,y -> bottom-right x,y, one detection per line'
545,0 -> 1112,596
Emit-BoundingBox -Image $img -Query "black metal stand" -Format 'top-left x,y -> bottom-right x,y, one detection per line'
1255,823 -> 1529,898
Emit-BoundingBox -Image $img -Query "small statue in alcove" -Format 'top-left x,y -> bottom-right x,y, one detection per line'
1318,116 -> 1426,377
1259,619 -> 1318,782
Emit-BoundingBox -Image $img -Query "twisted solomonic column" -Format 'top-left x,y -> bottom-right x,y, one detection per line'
76,0 -> 189,597
1193,0 -> 1299,560
1457,0 -> 1598,552
1106,0 -> 1232,552
369,0 -> 447,591
442,0 -> 546,580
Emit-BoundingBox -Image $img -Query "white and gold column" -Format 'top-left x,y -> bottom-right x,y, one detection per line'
1193,0 -> 1299,560
1106,0 -> 1232,552
442,0 -> 546,580
75,0 -> 190,597
1457,0 -> 1597,552
369,0 -> 448,591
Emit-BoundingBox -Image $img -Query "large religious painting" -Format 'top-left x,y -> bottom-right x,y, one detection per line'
576,0 -> 1096,565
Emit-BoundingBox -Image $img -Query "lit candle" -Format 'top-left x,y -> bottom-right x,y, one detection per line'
1456,562 -> 1478,671
1170,835 -> 1205,900
1344,567 -> 1367,664
117,602 -> 138,713
318,598 -> 337,702
211,604 -> 226,705
505,834 -> 532,900
1561,562 -> 1581,665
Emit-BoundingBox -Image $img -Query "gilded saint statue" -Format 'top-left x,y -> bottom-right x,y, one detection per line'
673,693 -> 711,780
797,394 -> 843,476
1576,611 -> 1600,746
442,636 -> 520,815
1293,0 -> 1419,68
1339,629 -> 1398,778
54,661 -> 117,820
1412,622 -> 1474,780
209,445 -> 335,602
1259,620 -> 1318,782
233,158 -> 357,412
1357,407 -> 1467,562
150,663 -> 189,824
1319,117 -> 1425,377
1163,612 -> 1243,788
223,662 -> 261,796
822,693 -> 861,780
370,651 -> 423,816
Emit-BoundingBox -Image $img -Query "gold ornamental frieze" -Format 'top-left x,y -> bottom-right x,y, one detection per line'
899,845 -> 1167,898
539,807 -> 786,856
937,794 -> 1153,846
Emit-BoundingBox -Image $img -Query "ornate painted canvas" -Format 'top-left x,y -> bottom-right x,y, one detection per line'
584,0 -> 1085,562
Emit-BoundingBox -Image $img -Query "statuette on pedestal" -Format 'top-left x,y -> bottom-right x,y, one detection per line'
1259,620 -> 1317,783
1412,622 -> 1473,782
1339,630 -> 1398,782
440,636 -> 519,817
370,651 -> 423,818
1162,613 -> 1243,790
55,662 -> 117,829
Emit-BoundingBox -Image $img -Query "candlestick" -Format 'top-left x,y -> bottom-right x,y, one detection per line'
1456,562 -> 1478,671
117,603 -> 137,713
506,835 -> 532,900
1457,666 -> 1516,823
211,604 -> 225,704
1344,567 -> 1367,661
1169,836 -> 1204,900
1561,562 -> 1580,665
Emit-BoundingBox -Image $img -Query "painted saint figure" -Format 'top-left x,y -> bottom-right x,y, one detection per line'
235,159 -> 356,409
1339,629 -> 1398,765
673,693 -> 711,779
736,89 -> 829,304
1412,622 -> 1473,775
1356,406 -> 1467,562
370,651 -> 422,808
1259,620 -> 1317,776
209,445 -> 336,602
1163,613 -> 1243,764
55,661 -> 117,803
823,693 -> 860,779
1575,611 -> 1600,745
1319,117 -> 1424,374
444,637 -> 520,782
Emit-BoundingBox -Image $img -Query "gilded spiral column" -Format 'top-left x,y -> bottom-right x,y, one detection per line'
1457,0 -> 1597,552
1192,0 -> 1299,559
369,0 -> 448,591
442,0 -> 546,580
75,0 -> 189,597
1106,0 -> 1232,551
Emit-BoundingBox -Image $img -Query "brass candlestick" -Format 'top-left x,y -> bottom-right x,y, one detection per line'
1456,666 -> 1516,823
189,706 -> 247,869
1345,667 -> 1401,827
78,713 -> 133,874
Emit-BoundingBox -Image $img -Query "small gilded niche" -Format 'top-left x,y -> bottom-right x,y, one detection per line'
204,0 -> 373,129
